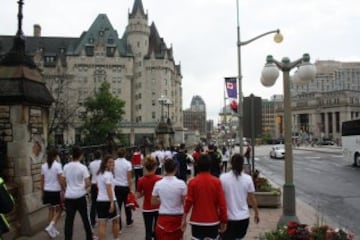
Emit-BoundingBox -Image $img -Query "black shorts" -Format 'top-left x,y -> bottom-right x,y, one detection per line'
96,201 -> 119,220
43,191 -> 61,206
191,224 -> 219,239
222,218 -> 249,239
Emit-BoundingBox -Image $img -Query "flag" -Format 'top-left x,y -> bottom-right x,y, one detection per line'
225,77 -> 237,98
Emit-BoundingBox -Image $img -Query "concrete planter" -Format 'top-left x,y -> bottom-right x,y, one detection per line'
254,191 -> 281,208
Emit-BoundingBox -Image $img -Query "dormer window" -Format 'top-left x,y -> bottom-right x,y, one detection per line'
108,38 -> 114,44
106,47 -> 116,57
89,38 -> 94,44
85,45 -> 94,56
99,31 -> 104,37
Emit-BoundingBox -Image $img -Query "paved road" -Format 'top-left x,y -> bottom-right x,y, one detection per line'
254,145 -> 360,236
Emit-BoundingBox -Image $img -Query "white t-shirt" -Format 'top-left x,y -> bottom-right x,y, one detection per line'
220,171 -> 255,220
222,150 -> 230,162
151,150 -> 165,167
152,176 -> 187,215
113,157 -> 132,186
41,161 -> 63,192
89,159 -> 101,184
63,161 -> 90,199
96,171 -> 116,202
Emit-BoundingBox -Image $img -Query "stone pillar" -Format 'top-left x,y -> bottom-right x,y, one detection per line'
7,105 -> 49,235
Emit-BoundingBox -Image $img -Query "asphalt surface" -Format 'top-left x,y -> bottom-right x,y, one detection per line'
254,145 -> 360,236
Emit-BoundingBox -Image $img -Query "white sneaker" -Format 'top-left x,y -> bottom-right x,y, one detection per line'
45,226 -> 56,238
51,225 -> 60,236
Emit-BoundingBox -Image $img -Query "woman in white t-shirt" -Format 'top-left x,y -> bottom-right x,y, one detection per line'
220,154 -> 259,239
96,154 -> 119,240
41,148 -> 63,238
151,158 -> 187,239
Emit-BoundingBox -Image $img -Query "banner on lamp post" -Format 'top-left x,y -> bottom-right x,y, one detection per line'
225,77 -> 237,99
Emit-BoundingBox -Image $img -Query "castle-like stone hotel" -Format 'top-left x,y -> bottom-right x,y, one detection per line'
0,0 -> 183,146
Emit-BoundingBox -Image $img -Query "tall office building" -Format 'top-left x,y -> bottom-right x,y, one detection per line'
183,95 -> 207,136
0,0 -> 183,145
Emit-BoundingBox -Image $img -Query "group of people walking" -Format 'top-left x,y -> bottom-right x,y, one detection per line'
40,143 -> 259,240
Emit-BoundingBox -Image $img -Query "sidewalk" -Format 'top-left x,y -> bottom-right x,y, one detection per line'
16,144 -> 338,239
16,193 -> 320,240
295,144 -> 342,154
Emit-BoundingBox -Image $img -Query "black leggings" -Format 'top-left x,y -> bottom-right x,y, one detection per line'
143,211 -> 158,240
90,184 -> 97,226
114,186 -> 133,229
64,196 -> 93,240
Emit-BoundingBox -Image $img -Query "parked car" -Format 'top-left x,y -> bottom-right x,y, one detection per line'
270,144 -> 285,159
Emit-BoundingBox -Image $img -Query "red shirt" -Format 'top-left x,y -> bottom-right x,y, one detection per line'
137,173 -> 162,211
184,172 -> 227,225
192,151 -> 201,161
131,152 -> 142,166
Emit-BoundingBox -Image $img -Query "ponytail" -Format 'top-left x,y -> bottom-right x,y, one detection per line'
47,148 -> 59,169
231,154 -> 244,178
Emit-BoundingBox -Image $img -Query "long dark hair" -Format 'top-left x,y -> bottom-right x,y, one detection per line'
97,154 -> 114,175
47,148 -> 59,169
231,153 -> 244,178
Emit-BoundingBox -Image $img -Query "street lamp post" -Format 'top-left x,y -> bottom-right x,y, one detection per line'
158,95 -> 168,122
236,0 -> 283,155
261,53 -> 316,226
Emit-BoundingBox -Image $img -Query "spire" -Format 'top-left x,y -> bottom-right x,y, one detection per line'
17,0 -> 24,37
0,0 -> 33,67
129,0 -> 147,18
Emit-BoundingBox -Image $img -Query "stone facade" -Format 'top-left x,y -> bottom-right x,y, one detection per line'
0,0 -> 183,146
271,60 -> 360,144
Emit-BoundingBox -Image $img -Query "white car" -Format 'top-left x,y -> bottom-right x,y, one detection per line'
270,144 -> 285,159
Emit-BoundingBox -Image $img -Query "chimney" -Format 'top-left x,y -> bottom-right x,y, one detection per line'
33,24 -> 41,37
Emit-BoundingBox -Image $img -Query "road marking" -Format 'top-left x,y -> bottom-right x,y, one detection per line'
304,156 -> 321,159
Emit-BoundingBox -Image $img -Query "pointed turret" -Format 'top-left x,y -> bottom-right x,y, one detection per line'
126,0 -> 150,58
129,0 -> 147,18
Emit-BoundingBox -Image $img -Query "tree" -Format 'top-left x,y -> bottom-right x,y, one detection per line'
80,82 -> 125,145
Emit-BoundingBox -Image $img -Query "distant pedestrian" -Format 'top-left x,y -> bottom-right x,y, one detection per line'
244,143 -> 252,166
173,143 -> 191,182
131,147 -> 144,189
152,158 -> 187,240
151,144 -> 165,175
182,154 -> 227,239
96,154 -> 119,240
41,148 -> 63,238
114,147 -> 134,231
136,155 -> 162,240
192,145 -> 202,176
208,144 -> 221,177
61,146 -> 93,240
221,145 -> 229,172
88,150 -> 102,227
220,154 -> 259,239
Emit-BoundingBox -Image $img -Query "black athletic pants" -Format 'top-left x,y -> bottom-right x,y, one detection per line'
143,211 -> 158,240
64,196 -> 93,240
114,186 -> 133,229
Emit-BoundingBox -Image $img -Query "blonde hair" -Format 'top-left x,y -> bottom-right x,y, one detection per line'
143,155 -> 157,172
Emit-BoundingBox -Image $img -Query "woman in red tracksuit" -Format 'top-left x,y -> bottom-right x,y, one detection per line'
182,154 -> 227,239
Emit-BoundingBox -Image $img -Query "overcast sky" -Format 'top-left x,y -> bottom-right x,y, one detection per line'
1,0 -> 360,122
